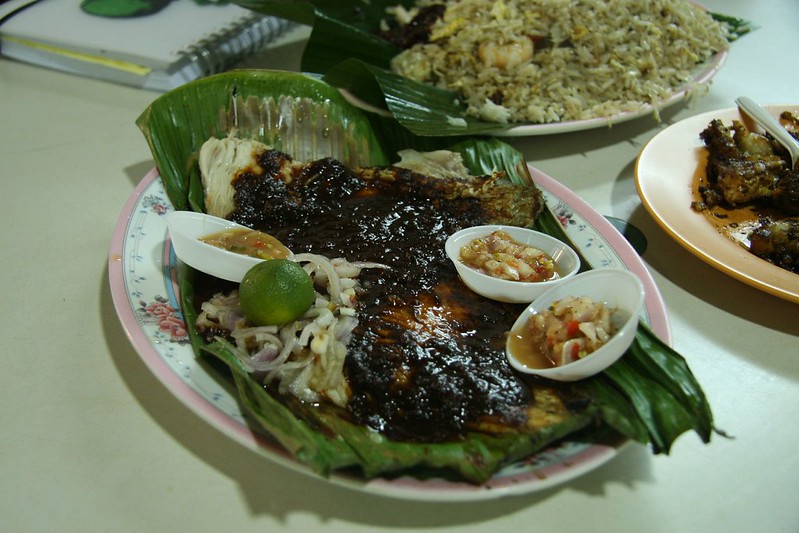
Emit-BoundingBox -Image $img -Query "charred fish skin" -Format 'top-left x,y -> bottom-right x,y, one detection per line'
748,219 -> 799,273
356,165 -> 544,229
207,145 -> 586,443
344,278 -> 535,443
700,119 -> 786,207
700,118 -> 799,213
698,116 -> 799,273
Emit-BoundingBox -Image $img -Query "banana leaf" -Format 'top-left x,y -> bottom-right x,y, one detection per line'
138,70 -> 716,483
136,70 -> 388,211
323,58 -> 511,137
234,0 -> 754,137
200,335 -> 594,482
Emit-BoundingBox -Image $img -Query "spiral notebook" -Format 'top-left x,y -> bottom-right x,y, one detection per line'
0,0 -> 293,91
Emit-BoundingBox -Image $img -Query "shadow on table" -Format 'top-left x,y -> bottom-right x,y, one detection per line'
100,266 -> 655,525
125,160 -> 155,187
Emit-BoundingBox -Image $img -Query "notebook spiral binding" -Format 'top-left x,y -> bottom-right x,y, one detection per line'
183,14 -> 294,78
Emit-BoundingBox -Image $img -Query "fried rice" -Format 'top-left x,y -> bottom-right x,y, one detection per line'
388,0 -> 730,124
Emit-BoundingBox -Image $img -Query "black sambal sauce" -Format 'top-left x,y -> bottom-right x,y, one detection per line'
230,150 -> 531,443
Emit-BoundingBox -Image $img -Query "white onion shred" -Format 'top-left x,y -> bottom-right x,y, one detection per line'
196,255 -> 389,407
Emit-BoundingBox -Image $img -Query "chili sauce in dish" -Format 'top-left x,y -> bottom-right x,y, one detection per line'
200,228 -> 291,260
508,295 -> 617,368
459,230 -> 559,282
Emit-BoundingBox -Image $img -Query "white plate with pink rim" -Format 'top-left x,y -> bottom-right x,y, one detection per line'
108,166 -> 671,501
344,48 -> 728,138
494,48 -> 727,136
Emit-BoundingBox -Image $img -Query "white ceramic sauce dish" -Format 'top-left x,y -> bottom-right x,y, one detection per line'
165,211 -> 292,283
505,269 -> 645,381
445,225 -> 581,303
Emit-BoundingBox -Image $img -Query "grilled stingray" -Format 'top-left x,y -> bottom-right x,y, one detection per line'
195,136 -> 597,450
748,218 -> 799,273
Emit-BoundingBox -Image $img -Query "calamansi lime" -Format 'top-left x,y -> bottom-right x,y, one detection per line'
239,259 -> 314,326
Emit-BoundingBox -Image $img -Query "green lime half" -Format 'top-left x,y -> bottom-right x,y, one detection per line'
239,259 -> 314,326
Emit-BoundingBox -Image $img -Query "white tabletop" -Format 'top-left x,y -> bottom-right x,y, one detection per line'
1,2 -> 797,531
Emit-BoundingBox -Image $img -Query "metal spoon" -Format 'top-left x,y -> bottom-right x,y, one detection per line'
736,96 -> 799,169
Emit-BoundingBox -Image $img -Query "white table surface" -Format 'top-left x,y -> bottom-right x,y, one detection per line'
1,2 -> 797,531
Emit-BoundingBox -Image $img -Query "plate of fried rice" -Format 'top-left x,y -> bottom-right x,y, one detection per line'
381,0 -> 733,135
